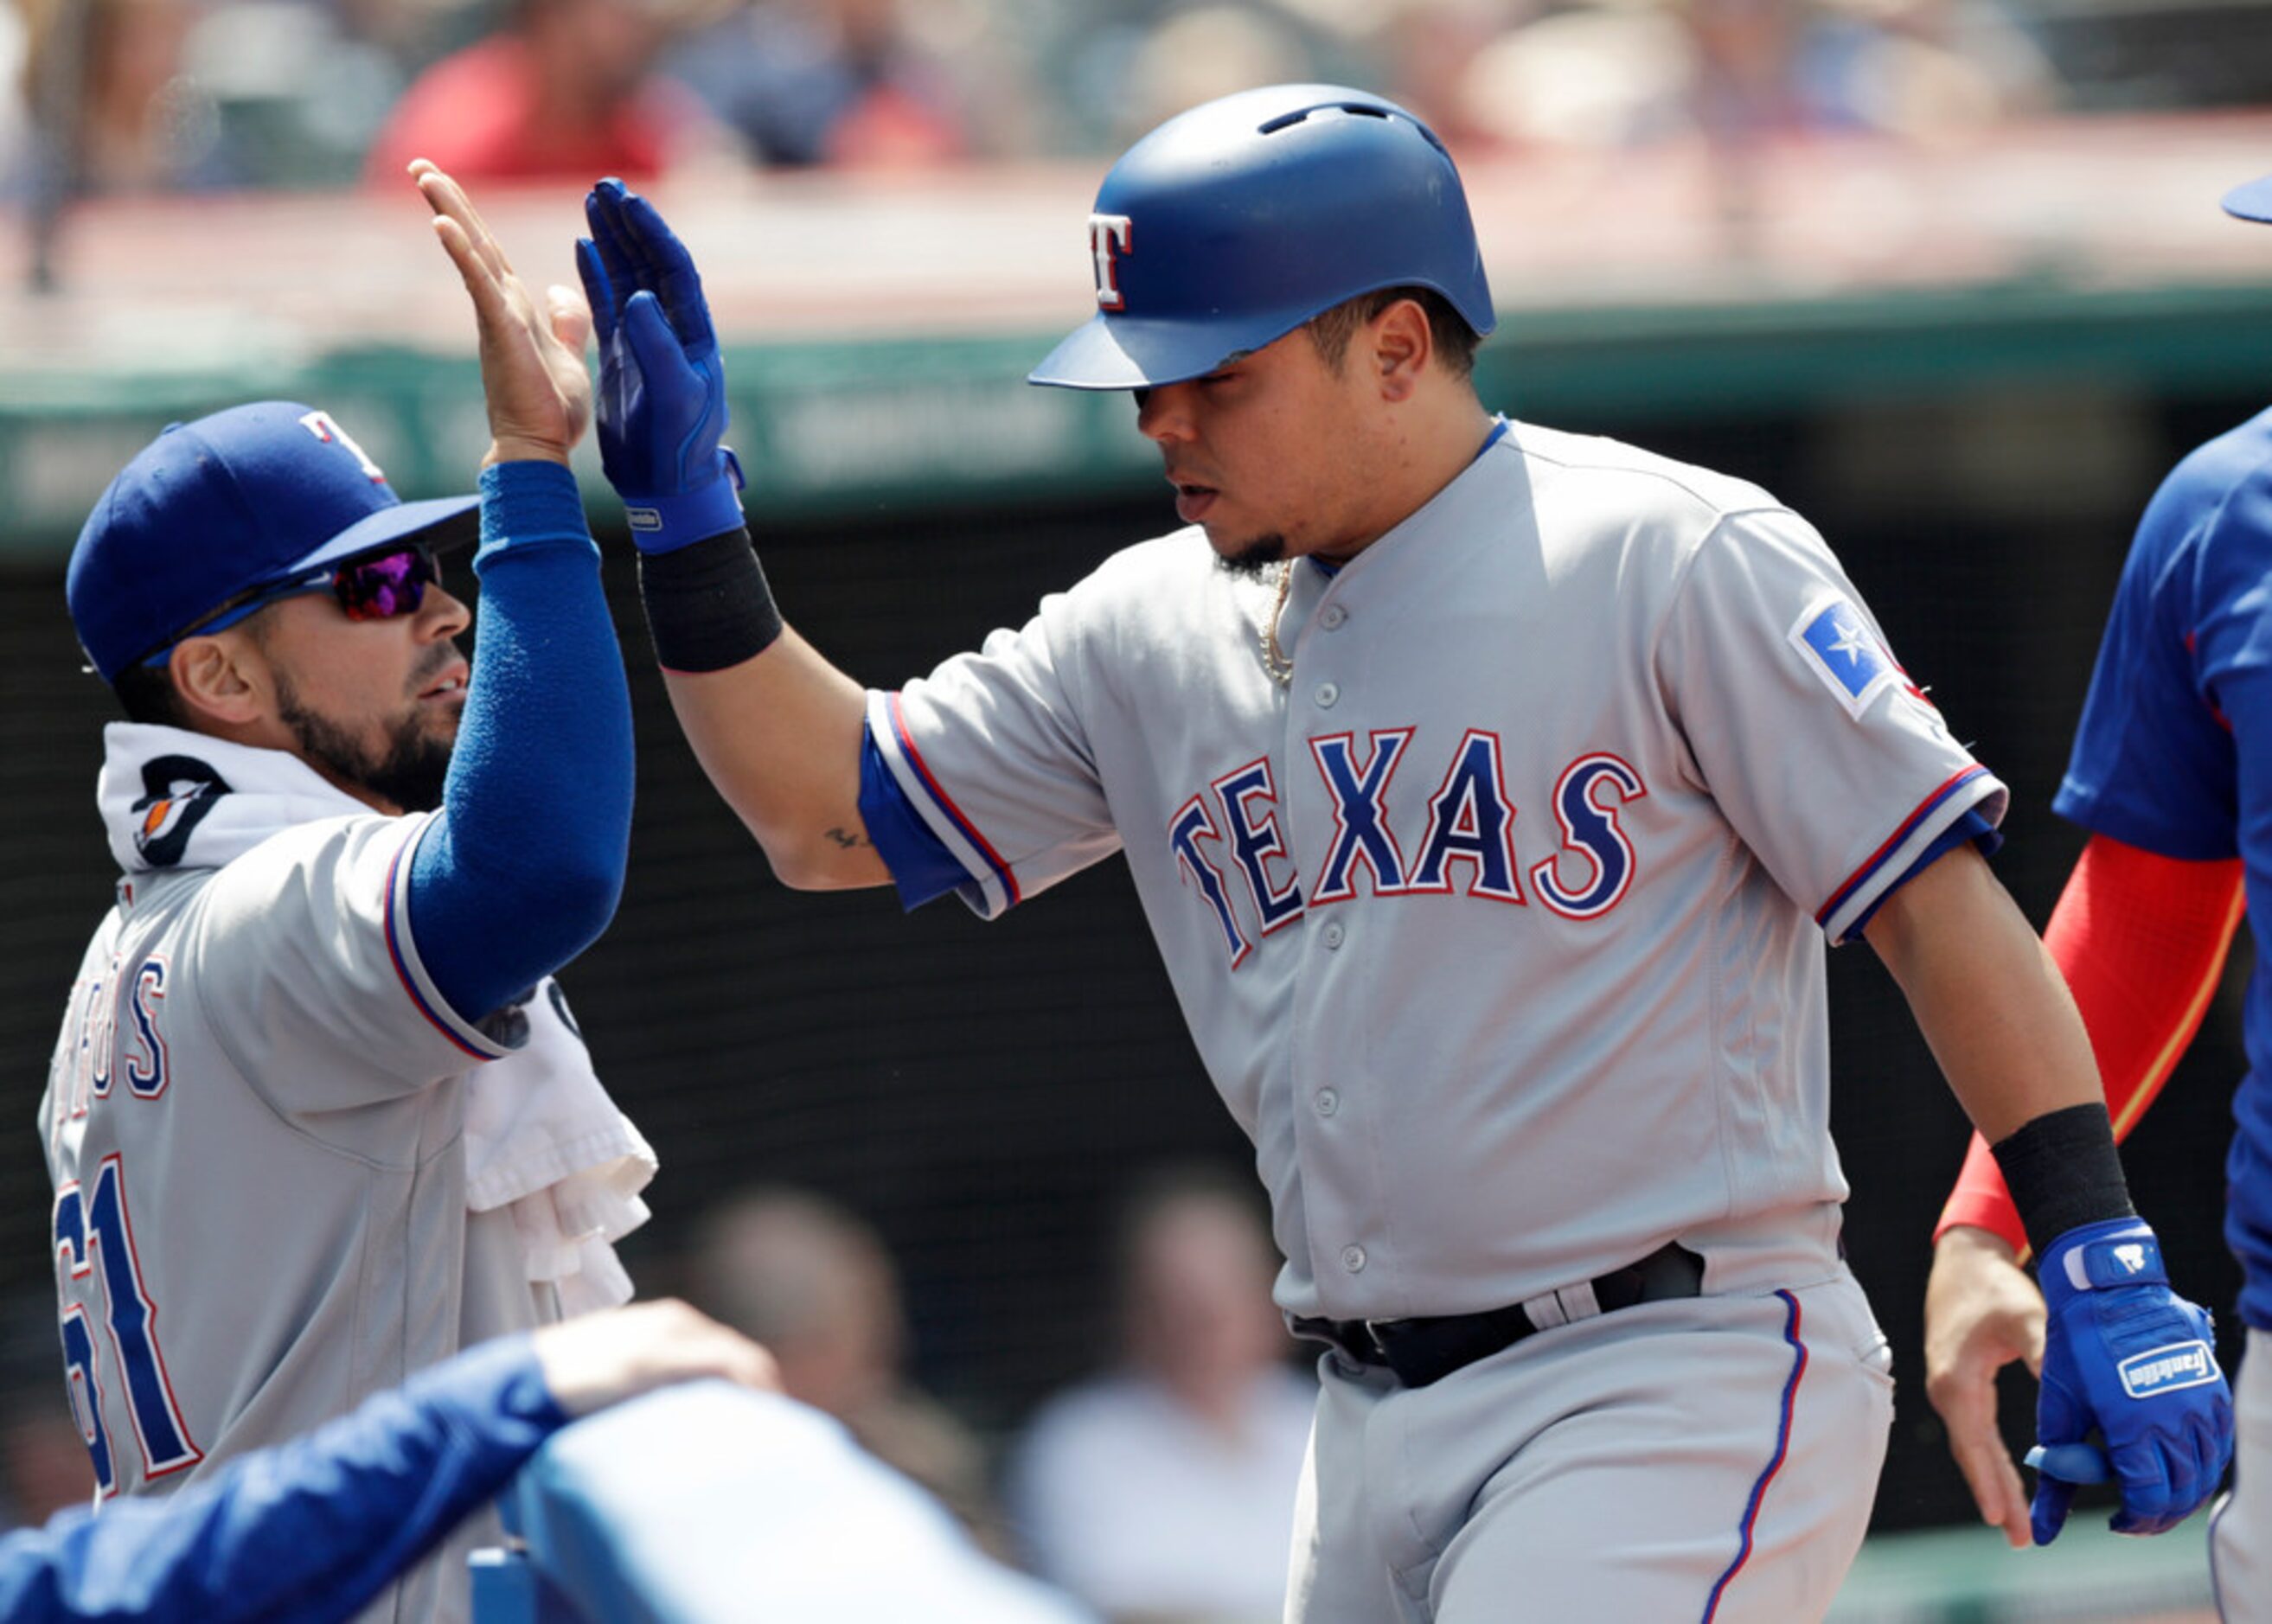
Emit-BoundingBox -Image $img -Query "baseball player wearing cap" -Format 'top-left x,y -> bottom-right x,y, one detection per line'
38,166 -> 641,1624
1924,172 -> 2272,1616
577,86 -> 2232,1619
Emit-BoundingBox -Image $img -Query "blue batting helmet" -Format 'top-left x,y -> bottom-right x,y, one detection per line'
1028,84 -> 1497,392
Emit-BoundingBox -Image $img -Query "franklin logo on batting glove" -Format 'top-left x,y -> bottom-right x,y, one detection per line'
2118,1342 -> 2220,1399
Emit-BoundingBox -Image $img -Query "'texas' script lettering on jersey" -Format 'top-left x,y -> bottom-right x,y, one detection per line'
1169,728 -> 1647,967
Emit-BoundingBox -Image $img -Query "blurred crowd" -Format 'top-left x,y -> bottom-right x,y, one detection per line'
0,1163 -> 1318,1624
4,0 -> 2264,206
675,1169 -> 1315,1623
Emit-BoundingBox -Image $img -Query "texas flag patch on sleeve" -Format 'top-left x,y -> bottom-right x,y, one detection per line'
1789,595 -> 1900,719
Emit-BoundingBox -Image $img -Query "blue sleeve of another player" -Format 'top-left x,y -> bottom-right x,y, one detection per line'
407,463 -> 635,1018
860,720 -> 972,911
2055,444 -> 2272,860
0,1336 -> 566,1624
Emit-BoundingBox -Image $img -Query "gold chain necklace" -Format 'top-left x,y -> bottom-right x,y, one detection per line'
1258,559 -> 1295,686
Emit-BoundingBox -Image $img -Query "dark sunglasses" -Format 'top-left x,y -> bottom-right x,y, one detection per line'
136,545 -> 440,668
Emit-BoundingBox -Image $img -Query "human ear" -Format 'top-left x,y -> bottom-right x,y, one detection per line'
1372,299 -> 1432,401
168,633 -> 268,727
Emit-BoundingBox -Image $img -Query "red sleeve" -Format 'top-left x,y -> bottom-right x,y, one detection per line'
1934,833 -> 2243,1256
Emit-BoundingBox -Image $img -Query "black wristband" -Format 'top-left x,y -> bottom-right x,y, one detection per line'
636,527 -> 786,673
1990,1102 -> 2135,1258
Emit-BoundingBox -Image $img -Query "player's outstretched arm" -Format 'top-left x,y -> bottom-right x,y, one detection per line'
1923,834 -> 2243,1547
576,177 -> 886,891
397,163 -> 637,1020
1866,844 -> 2234,1545
0,1301 -> 776,1624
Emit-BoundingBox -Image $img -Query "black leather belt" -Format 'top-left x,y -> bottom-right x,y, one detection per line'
1290,1242 -> 1706,1389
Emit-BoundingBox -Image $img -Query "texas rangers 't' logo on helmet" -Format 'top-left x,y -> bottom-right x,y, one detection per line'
1088,214 -> 1133,310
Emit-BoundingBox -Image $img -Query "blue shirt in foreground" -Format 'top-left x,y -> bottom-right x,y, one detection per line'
0,1335 -> 564,1623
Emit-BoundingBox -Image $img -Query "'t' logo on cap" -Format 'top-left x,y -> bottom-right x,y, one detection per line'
298,409 -> 387,483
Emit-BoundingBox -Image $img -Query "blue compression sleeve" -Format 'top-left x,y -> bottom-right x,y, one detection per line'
0,1336 -> 566,1624
407,463 -> 635,1019
858,719 -> 970,911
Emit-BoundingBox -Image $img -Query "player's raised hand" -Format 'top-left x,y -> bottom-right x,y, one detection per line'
413,159 -> 592,469
1925,1226 -> 2045,1548
2029,1218 -> 2232,1544
576,176 -> 743,552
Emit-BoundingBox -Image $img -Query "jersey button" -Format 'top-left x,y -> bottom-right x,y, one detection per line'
1321,604 -> 1347,630
1341,1244 -> 1367,1273
1321,920 -> 1346,949
1315,681 -> 1339,708
1315,1087 -> 1339,1116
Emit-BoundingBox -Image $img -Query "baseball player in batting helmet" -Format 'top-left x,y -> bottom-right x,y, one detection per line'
1924,169 -> 2272,1617
572,86 -> 2233,1619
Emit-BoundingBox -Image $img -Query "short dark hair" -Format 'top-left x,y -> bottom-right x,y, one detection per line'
1306,286 -> 1481,380
108,660 -> 189,728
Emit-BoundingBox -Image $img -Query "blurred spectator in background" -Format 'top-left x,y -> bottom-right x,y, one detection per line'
660,0 -> 970,168
1357,0 -> 1525,155
1389,0 -> 2053,156
362,0 -> 724,185
2,0 -> 34,194
1687,0 -> 1808,144
1006,1167 -> 1315,1624
165,0 -> 449,190
0,0 -> 2127,204
332,0 -> 495,71
10,0 -> 246,197
5,0 -> 482,200
1443,0 -> 1695,150
0,1294 -> 91,1534
1792,0 -> 2058,140
688,1185 -> 1008,1551
1107,4 -> 1318,150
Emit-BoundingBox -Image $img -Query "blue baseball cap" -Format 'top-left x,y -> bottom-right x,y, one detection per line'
2224,172 -> 2272,223
67,401 -> 481,682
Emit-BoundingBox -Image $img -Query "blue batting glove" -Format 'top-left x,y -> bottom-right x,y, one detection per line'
577,177 -> 743,553
2031,1218 -> 2232,1545
2026,1442 -> 2113,1484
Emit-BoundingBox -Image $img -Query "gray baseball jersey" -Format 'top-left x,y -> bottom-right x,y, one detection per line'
2212,1327 -> 2269,1619
870,419 -> 2004,1325
39,724 -> 564,1624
